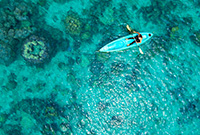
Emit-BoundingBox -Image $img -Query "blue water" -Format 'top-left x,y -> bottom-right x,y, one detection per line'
0,0 -> 200,134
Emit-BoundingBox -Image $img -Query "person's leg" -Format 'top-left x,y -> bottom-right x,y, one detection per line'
128,37 -> 135,39
127,40 -> 136,46
126,37 -> 135,40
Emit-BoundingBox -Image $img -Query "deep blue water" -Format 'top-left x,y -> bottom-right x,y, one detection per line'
0,0 -> 200,134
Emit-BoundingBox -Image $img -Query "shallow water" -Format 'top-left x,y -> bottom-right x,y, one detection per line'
0,0 -> 200,134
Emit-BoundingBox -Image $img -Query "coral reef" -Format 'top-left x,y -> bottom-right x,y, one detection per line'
64,11 -> 82,36
0,0 -> 40,65
66,71 -> 81,90
0,41 -> 15,65
53,0 -> 68,4
83,0 -> 117,36
0,113 -> 8,127
58,62 -> 67,69
96,52 -> 110,62
178,98 -> 200,125
88,0 -> 112,18
140,0 -> 185,27
6,98 -> 62,134
90,60 -> 104,77
171,26 -> 179,33
3,124 -> 22,135
60,123 -> 70,133
13,2 -> 33,21
21,35 -> 50,64
5,80 -> 17,90
80,31 -> 91,41
80,55 -> 90,67
0,1 -> 37,41
124,74 -> 136,90
110,115 -> 124,127
75,54 -> 90,67
190,31 -> 200,47
111,62 -> 127,75
143,36 -> 169,59
89,71 -> 110,88
44,25 -> 64,42
0,0 -> 199,134
37,0 -> 47,7
98,5 -> 115,25
97,101 -> 110,111
3,96 -> 88,134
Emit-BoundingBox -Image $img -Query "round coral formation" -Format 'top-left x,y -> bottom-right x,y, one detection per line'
64,11 -> 82,36
21,36 -> 49,64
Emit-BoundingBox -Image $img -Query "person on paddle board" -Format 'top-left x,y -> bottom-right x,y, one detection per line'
126,31 -> 143,46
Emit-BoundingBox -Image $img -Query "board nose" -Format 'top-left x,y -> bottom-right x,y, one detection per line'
148,33 -> 152,37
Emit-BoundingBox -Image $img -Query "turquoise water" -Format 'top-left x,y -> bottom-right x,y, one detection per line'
0,0 -> 200,134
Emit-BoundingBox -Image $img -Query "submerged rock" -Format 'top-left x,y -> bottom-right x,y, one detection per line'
58,62 -> 67,69
0,42 -> 15,65
68,57 -> 75,65
3,124 -> 22,135
20,112 -> 36,129
97,101 -> 110,111
98,5 -> 115,25
37,0 -> 47,6
53,0 -> 68,4
60,123 -> 70,132
81,31 -> 91,41
171,26 -> 179,33
5,80 -> 17,90
141,0 -> 184,27
111,62 -> 127,75
110,115 -> 124,127
90,60 -> 104,77
42,123 -> 57,135
80,55 -> 90,67
96,52 -> 110,62
190,31 -> 200,47
0,113 -> 7,126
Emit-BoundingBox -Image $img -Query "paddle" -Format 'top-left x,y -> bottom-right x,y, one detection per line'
126,25 -> 144,54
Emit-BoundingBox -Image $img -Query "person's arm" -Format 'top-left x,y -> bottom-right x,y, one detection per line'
133,31 -> 141,35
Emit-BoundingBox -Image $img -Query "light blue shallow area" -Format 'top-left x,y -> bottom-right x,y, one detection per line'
0,0 -> 200,135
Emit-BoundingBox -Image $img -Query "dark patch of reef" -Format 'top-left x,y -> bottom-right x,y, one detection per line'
0,95 -> 92,134
139,0 -> 194,43
190,30 -> 200,47
0,41 -> 15,66
0,0 -> 59,66
63,10 -> 94,43
140,1 -> 186,26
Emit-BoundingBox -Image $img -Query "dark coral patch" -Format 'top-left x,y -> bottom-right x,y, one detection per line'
90,60 -> 104,77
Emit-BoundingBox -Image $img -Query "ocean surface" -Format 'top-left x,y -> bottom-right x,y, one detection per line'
0,0 -> 200,134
